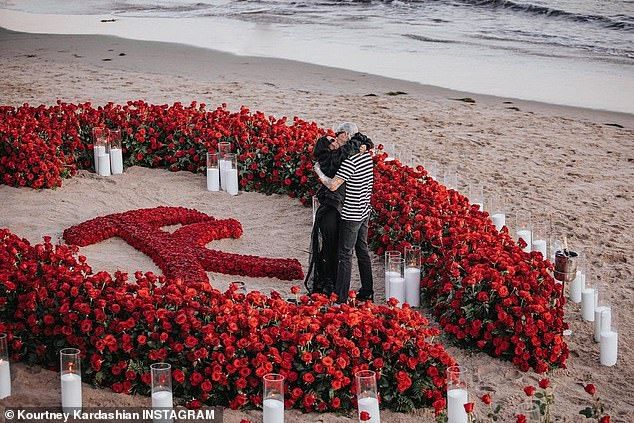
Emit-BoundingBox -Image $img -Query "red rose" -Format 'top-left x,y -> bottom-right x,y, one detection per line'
172,369 -> 185,384
599,416 -> 610,423
480,393 -> 492,405
464,402 -> 474,413
291,286 -> 300,294
524,386 -> 536,396
516,415 -> 527,423
538,378 -> 550,389
359,411 -> 371,421
584,384 -> 596,396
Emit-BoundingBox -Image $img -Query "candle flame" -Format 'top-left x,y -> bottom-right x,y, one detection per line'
68,362 -> 74,373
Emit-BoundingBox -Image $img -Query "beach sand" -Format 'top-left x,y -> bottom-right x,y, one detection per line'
0,28 -> 632,422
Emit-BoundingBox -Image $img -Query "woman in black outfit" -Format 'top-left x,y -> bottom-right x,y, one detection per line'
304,126 -> 373,295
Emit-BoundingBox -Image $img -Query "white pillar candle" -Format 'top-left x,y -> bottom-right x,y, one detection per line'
93,145 -> 106,173
389,277 -> 405,306
516,229 -> 532,253
570,271 -> 584,303
0,360 -> 10,399
404,267 -> 421,307
447,388 -> 468,423
600,331 -> 618,366
152,390 -> 173,408
98,154 -> 111,176
594,306 -> 611,343
357,396 -> 381,423
263,398 -> 284,423
531,239 -> 547,257
61,373 -> 82,412
491,213 -> 505,232
219,159 -> 231,191
207,168 -> 220,191
109,148 -> 123,174
225,168 -> 239,196
384,271 -> 399,300
581,288 -> 596,321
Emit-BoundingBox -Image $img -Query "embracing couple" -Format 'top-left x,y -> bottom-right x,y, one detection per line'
305,122 -> 375,303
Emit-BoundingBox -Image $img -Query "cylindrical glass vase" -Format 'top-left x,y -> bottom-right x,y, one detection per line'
384,251 -> 401,302
356,370 -> 380,423
108,129 -> 123,175
515,211 -> 532,253
0,334 -> 10,399
60,348 -> 82,413
446,366 -> 469,423
92,127 -> 108,174
469,183 -> 484,210
206,152 -> 220,192
151,363 -> 173,423
263,373 -> 285,423
223,153 -> 239,196
387,256 -> 405,306
404,246 -> 421,307
600,309 -> 618,366
531,223 -> 548,258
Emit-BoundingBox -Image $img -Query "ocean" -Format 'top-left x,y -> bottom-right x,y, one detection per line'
0,0 -> 632,112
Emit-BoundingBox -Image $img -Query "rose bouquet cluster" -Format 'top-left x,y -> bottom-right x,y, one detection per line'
0,229 -> 455,413
62,206 -> 303,283
0,101 -> 568,374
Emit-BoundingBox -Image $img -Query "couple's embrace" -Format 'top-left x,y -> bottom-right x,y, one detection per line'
305,122 -> 375,303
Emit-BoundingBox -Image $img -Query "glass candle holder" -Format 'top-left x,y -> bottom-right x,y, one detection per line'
515,211 -> 532,253
356,370 -> 380,423
568,256 -> 585,304
469,183 -> 484,210
404,246 -> 421,307
531,223 -> 548,258
263,373 -> 285,423
446,365 -> 469,423
387,256 -> 405,306
0,334 -> 10,399
221,153 -> 239,196
594,277 -> 609,342
151,362 -> 173,407
489,194 -> 506,232
600,309 -> 618,366
517,401 -> 541,423
92,127 -> 108,174
60,348 -> 82,413
384,251 -> 401,301
206,152 -> 220,192
108,129 -> 123,175
217,141 -> 232,156
581,274 -> 597,321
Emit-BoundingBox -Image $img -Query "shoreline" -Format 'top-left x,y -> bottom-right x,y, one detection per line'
0,26 -> 633,128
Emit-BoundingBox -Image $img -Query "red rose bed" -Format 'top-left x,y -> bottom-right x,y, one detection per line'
0,101 -> 568,414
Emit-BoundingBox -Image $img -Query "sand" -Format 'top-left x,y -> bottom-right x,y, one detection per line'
0,27 -> 632,422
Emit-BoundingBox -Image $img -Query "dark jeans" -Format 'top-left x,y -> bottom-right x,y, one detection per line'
335,217 -> 373,302
314,205 -> 339,295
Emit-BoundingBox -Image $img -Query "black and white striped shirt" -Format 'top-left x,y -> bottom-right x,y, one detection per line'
336,153 -> 374,221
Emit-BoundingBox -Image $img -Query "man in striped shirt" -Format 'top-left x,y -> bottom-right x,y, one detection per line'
314,122 -> 374,303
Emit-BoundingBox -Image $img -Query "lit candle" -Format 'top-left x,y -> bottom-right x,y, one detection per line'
98,154 -> 111,177
581,287 -> 596,321
389,277 -> 405,306
404,267 -> 421,307
225,168 -> 239,196
60,348 -> 82,413
531,239 -> 547,257
110,148 -> 123,175
516,229 -> 532,253
151,363 -> 173,423
600,331 -> 618,366
569,271 -> 584,304
207,167 -> 220,191
93,145 -> 106,173
447,388 -> 468,423
594,306 -> 610,343
357,396 -> 381,423
0,359 -> 10,399
263,398 -> 284,423
384,271 -> 399,300
491,213 -> 505,231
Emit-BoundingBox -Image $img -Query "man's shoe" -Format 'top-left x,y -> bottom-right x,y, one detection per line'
356,291 -> 374,302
